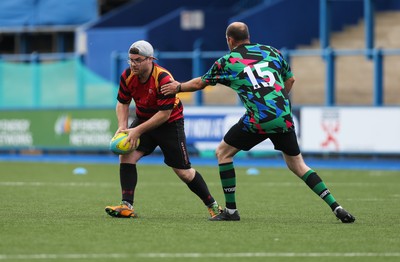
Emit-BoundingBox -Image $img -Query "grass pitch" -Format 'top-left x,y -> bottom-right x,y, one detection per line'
0,161 -> 399,262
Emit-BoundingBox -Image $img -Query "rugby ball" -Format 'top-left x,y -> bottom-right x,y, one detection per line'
109,132 -> 139,155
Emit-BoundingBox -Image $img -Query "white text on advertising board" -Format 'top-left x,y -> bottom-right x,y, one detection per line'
0,119 -> 33,146
185,117 -> 224,141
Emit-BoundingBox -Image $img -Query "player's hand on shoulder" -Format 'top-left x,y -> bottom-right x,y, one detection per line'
161,81 -> 180,95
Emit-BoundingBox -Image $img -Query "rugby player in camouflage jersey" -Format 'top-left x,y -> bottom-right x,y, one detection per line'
161,22 -> 355,223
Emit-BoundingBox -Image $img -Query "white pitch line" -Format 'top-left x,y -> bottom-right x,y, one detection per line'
0,253 -> 128,260
1,252 -> 400,260
0,181 -> 188,187
137,252 -> 400,258
0,181 -> 384,187
0,182 -> 114,187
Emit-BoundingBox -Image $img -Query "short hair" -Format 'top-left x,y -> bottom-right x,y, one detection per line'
129,47 -> 140,55
226,22 -> 249,41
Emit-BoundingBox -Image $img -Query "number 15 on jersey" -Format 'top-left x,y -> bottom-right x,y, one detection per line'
243,62 -> 276,90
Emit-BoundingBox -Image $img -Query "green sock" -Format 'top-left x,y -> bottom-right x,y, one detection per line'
219,162 -> 236,209
301,170 -> 339,211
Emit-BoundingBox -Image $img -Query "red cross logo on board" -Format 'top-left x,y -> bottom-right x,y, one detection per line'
321,121 -> 340,151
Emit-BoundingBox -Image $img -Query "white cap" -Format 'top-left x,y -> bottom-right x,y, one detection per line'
128,40 -> 157,59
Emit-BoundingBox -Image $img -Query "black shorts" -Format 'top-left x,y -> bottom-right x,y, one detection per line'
129,118 -> 191,169
223,122 -> 301,156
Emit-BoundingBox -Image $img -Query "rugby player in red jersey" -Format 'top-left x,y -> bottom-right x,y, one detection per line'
105,40 -> 221,219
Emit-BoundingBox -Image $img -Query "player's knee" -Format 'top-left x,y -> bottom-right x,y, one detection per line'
284,157 -> 309,177
215,147 -> 232,163
119,152 -> 139,164
173,168 -> 195,183
215,147 -> 224,161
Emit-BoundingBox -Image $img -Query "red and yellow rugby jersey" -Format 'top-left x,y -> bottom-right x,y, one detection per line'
117,63 -> 183,123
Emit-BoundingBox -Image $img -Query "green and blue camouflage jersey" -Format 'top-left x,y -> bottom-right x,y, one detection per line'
201,43 -> 295,134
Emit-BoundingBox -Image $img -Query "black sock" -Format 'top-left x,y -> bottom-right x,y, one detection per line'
120,163 -> 137,205
219,162 -> 236,209
186,171 -> 215,206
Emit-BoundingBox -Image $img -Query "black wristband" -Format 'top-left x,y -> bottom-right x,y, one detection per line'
176,84 -> 182,93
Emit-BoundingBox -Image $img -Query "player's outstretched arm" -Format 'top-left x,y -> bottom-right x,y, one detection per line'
161,77 -> 206,95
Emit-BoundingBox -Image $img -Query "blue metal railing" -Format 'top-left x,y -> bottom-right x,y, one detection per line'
111,47 -> 400,106
320,0 -> 375,57
1,47 -> 399,108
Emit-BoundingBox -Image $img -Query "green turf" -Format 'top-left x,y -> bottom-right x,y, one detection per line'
0,161 -> 399,262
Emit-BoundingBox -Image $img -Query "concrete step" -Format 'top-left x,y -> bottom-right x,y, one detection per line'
288,10 -> 400,105
203,11 -> 400,106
